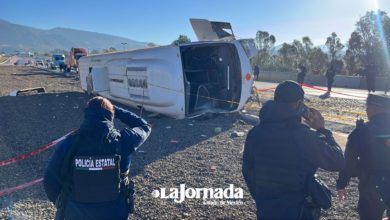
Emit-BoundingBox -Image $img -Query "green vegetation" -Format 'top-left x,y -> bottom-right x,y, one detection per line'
253,10 -> 390,76
172,35 -> 191,45
102,47 -> 117,53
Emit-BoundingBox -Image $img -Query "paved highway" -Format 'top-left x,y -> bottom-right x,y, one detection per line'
253,81 -> 387,100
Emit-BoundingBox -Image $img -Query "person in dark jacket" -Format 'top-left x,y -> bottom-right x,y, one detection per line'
44,96 -> 151,220
365,62 -> 377,93
254,65 -> 260,81
326,59 -> 343,93
337,94 -> 390,220
242,80 -> 344,220
297,63 -> 307,85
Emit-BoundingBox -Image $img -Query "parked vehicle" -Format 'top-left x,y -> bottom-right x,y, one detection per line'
66,48 -> 88,73
52,54 -> 66,71
49,62 -> 57,70
35,59 -> 44,66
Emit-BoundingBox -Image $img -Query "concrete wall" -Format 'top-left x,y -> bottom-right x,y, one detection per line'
258,71 -> 389,90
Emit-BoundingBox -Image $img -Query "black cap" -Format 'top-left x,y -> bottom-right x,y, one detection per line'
274,80 -> 305,103
367,94 -> 390,108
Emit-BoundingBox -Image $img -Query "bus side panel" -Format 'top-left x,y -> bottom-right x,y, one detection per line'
233,40 -> 253,110
79,46 -> 186,119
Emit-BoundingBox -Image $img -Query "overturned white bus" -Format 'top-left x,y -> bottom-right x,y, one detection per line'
78,19 -> 256,119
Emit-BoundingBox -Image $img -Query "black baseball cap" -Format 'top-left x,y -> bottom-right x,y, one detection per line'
367,94 -> 390,108
274,80 -> 305,103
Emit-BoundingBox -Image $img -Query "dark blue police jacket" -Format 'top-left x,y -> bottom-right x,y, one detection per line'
44,105 -> 151,219
242,100 -> 344,219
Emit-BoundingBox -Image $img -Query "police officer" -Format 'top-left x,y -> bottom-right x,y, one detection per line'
365,62 -> 377,93
242,80 -> 344,220
337,94 -> 390,220
254,65 -> 260,81
297,63 -> 307,85
44,96 -> 151,220
325,59 -> 343,94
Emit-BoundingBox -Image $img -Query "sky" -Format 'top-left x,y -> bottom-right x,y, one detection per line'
1,0 -> 389,46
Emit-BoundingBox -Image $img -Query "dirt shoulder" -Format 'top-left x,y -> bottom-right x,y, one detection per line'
0,66 -> 364,219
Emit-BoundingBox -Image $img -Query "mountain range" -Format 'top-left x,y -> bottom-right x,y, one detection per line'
0,19 -> 148,53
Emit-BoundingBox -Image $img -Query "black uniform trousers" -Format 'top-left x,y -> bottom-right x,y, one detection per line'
358,189 -> 386,220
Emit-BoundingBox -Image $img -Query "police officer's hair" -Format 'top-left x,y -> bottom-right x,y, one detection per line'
86,96 -> 114,114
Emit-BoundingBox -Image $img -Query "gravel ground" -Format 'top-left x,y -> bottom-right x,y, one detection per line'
0,66 -> 367,219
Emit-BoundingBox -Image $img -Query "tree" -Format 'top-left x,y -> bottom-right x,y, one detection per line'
302,36 -> 314,52
351,10 -> 390,76
302,36 -> 313,61
253,31 -> 276,70
308,47 -> 329,75
273,37 -> 314,72
292,40 -> 304,62
172,35 -> 191,45
277,43 -> 298,71
344,31 -> 363,75
325,32 -> 344,60
102,47 -> 117,53
300,36 -> 315,72
147,42 -> 157,47
255,31 -> 276,51
90,49 -> 100,55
